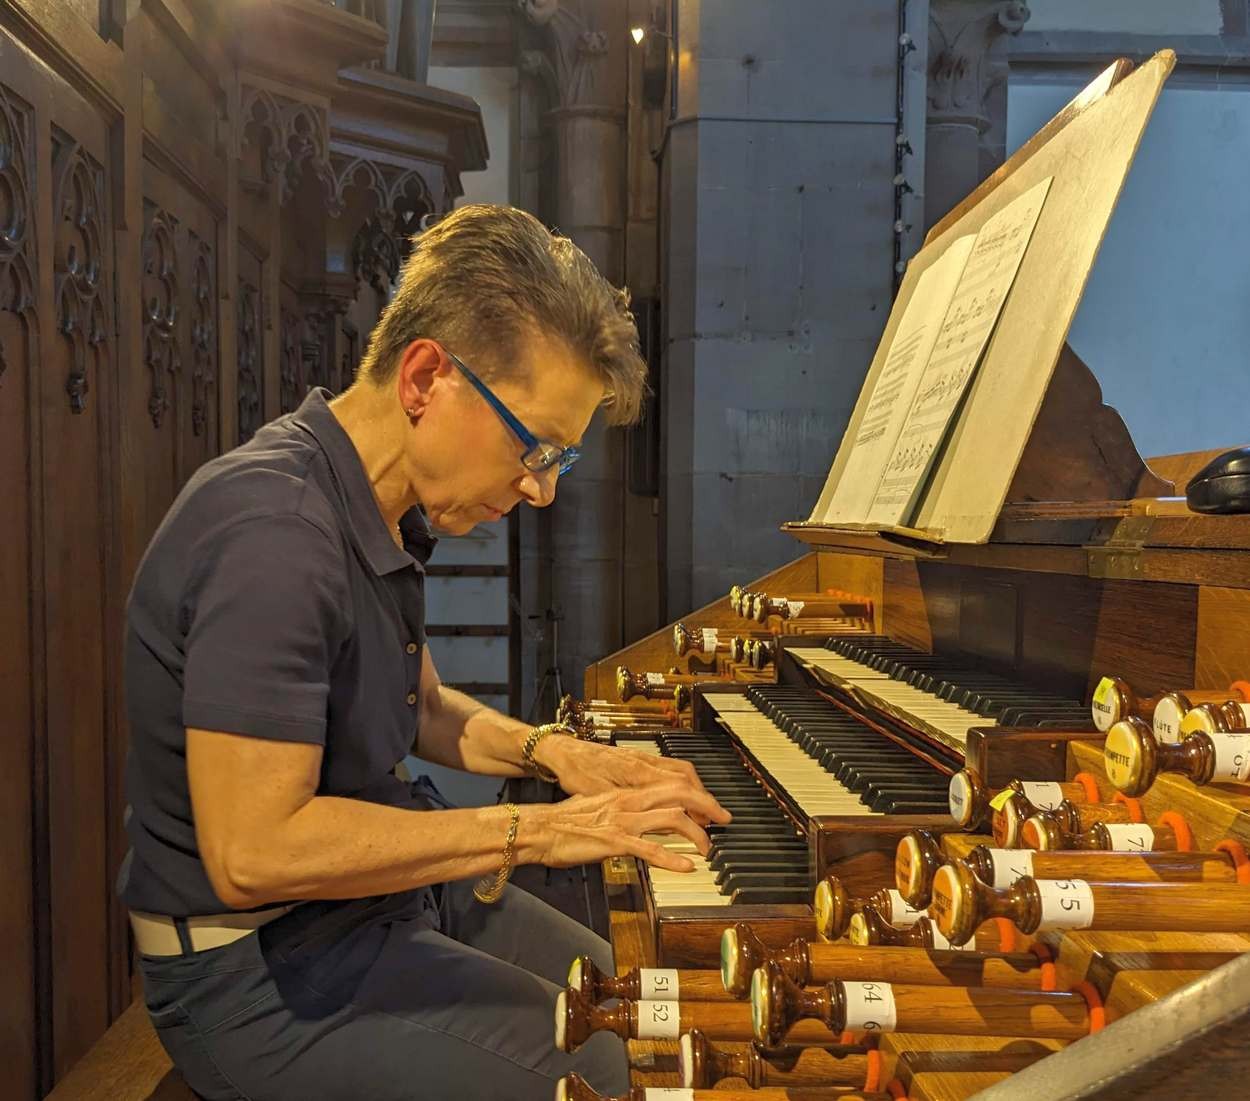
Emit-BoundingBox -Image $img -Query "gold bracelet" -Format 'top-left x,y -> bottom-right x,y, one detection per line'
473,802 -> 521,905
521,722 -> 572,783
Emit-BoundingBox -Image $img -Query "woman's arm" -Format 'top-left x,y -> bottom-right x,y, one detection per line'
187,726 -> 724,909
413,648 -> 535,775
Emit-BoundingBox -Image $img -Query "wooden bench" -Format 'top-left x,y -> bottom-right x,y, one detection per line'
45,1001 -> 199,1101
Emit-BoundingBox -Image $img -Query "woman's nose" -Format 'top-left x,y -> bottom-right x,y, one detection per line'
518,466 -> 558,507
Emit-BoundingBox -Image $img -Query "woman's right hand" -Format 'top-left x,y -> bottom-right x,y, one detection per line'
516,782 -> 723,872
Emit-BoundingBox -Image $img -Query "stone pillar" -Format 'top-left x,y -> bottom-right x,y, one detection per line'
925,0 -> 1030,229
661,0 -> 902,615
518,0 -> 628,708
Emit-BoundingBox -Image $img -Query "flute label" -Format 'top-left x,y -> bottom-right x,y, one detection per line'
1036,879 -> 1095,929
1102,824 -> 1155,852
842,982 -> 898,1032
639,969 -> 680,1000
1018,782 -> 1064,810
636,1001 -> 680,1039
988,848 -> 1034,889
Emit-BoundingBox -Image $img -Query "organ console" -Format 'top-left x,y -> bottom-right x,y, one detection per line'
564,52 -> 1250,1099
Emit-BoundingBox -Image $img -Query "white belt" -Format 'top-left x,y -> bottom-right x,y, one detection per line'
130,905 -> 294,956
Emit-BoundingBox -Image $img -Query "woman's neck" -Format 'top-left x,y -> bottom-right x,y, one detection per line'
329,384 -> 415,532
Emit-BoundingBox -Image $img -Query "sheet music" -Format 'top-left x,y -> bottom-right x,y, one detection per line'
820,235 -> 976,523
867,175 -> 1054,527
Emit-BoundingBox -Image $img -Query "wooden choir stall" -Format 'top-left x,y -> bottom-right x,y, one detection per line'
555,51 -> 1250,1101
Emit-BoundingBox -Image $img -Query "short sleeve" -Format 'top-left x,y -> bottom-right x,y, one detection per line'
181,515 -> 351,744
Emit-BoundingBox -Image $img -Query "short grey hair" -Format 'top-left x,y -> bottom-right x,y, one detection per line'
359,204 -> 648,426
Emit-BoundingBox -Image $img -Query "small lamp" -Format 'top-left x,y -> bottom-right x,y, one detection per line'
631,7 -> 671,107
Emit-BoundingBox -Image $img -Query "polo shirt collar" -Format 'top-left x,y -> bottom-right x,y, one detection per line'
292,388 -> 436,574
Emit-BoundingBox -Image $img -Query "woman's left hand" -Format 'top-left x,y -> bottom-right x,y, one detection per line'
533,735 -> 732,826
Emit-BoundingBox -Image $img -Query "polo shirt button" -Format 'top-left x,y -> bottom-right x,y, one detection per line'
406,642 -> 418,654
406,692 -> 417,706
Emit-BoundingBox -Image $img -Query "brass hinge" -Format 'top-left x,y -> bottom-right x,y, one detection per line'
1087,516 -> 1153,580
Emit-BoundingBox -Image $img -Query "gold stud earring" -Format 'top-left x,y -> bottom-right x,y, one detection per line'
405,407 -> 417,418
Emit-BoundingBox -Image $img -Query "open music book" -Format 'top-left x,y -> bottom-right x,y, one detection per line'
797,52 -> 1174,548
820,176 -> 1052,528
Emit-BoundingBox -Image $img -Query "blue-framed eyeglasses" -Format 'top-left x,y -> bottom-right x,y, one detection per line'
443,347 -> 581,476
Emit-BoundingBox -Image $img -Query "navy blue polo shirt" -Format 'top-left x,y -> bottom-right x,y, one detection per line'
118,388 -> 436,916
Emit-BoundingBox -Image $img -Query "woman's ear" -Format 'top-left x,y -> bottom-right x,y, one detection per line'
396,339 -> 450,421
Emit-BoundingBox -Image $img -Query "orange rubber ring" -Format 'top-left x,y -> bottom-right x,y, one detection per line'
1215,839 -> 1250,885
864,1048 -> 884,1093
991,916 -> 1018,953
839,1030 -> 858,1046
887,1079 -> 910,1100
1229,680 -> 1250,702
1158,811 -> 1194,852
1109,791 -> 1145,822
1071,980 -> 1106,1034
1028,942 -> 1057,991
1072,771 -> 1102,804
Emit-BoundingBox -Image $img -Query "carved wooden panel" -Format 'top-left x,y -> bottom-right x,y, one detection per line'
139,161 -> 223,524
0,77 -> 40,1101
46,114 -> 114,1081
187,229 -> 218,465
54,135 -> 108,415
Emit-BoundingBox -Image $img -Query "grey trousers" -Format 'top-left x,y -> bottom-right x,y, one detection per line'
139,879 -> 629,1100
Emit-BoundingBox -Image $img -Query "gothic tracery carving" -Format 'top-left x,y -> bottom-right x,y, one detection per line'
352,215 -> 402,297
240,84 -> 334,205
237,279 -> 262,443
279,305 -> 302,413
142,204 -> 180,428
52,130 -> 109,415
0,84 -> 37,385
189,233 -> 216,438
331,153 -> 434,295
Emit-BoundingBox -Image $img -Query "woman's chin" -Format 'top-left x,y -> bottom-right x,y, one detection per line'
427,510 -> 479,536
